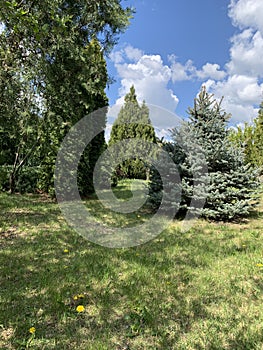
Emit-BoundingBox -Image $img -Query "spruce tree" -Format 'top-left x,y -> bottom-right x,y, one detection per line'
108,86 -> 156,182
169,87 -> 259,220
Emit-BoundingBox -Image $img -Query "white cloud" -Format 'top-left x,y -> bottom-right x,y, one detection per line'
109,45 -> 143,64
201,0 -> 263,123
110,0 -> 263,127
124,45 -> 143,61
196,63 -> 226,80
114,52 -> 179,113
169,57 -> 226,82
226,29 -> 263,76
169,55 -> 195,82
110,47 -> 228,118
229,0 -> 263,33
203,75 -> 262,123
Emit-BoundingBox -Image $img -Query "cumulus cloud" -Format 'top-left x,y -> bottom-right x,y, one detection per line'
124,45 -> 144,61
226,29 -> 263,76
169,57 -> 226,82
203,75 -> 263,123
109,0 -> 263,128
229,0 -> 263,33
109,45 -> 143,64
110,47 -> 227,119
112,51 -> 179,113
200,0 -> 263,123
196,63 -> 226,80
168,55 -> 195,82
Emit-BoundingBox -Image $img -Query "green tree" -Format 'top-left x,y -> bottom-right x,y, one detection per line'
167,87 -> 259,220
253,103 -> 263,170
229,123 -> 254,165
0,32 -> 42,192
229,104 -> 263,172
0,0 -> 134,194
38,39 -> 109,195
108,86 -> 156,182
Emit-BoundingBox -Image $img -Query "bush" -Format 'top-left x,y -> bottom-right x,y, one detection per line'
0,166 -> 10,191
0,165 -> 41,193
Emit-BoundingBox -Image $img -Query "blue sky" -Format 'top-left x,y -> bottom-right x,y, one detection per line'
106,0 -> 263,129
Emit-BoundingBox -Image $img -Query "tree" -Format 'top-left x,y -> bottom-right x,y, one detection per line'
0,0 -> 134,194
229,103 -> 263,172
108,86 -> 157,182
253,102 -> 263,170
229,123 -> 254,166
167,87 -> 259,220
0,32 -> 42,192
38,38 -> 109,195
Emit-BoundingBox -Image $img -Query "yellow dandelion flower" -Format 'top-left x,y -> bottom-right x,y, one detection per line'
256,263 -> 263,267
29,327 -> 36,334
78,294 -> 84,299
76,305 -> 85,313
73,295 -> 78,300
63,249 -> 69,253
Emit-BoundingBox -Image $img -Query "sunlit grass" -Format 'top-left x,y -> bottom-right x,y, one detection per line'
0,181 -> 263,349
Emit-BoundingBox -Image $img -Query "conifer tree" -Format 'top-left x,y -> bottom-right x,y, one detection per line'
168,87 -> 260,220
108,86 -> 156,181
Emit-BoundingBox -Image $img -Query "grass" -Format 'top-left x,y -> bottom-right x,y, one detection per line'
0,180 -> 263,349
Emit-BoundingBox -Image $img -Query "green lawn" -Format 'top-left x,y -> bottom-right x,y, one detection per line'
1,181 -> 263,349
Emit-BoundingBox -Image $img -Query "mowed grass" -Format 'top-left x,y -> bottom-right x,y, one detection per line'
0,180 -> 263,350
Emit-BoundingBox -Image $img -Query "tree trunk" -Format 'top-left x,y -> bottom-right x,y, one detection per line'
9,171 -> 16,194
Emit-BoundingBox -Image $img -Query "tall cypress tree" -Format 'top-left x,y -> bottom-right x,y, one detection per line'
169,87 -> 260,220
109,86 -> 156,181
39,39 -> 108,195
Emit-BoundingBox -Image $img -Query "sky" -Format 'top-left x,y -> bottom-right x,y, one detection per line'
105,0 -> 263,130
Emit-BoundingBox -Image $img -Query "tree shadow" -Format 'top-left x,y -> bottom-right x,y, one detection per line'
1,192 -> 263,349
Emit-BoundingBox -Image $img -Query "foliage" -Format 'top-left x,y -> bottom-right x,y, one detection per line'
109,86 -> 157,182
0,0 -> 134,194
229,102 -> 263,172
254,103 -> 263,170
148,139 -> 182,215
39,39 -> 109,196
0,165 -> 42,193
229,123 -> 254,164
151,87 -> 260,221
0,31 -> 41,192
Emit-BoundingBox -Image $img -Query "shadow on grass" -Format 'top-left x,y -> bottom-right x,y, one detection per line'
1,191 -> 263,349
0,210 -> 211,349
